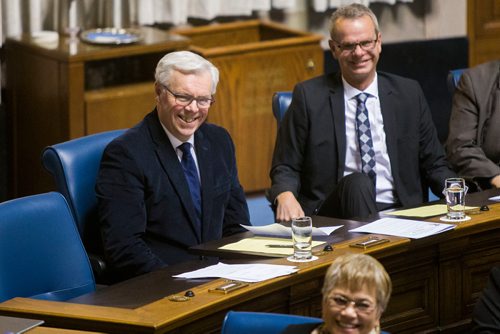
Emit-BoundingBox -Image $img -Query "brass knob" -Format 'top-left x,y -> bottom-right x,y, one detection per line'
306,59 -> 316,71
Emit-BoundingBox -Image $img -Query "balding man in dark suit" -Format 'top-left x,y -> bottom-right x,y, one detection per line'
269,3 -> 455,221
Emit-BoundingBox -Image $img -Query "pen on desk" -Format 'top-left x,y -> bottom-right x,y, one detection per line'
266,244 -> 294,248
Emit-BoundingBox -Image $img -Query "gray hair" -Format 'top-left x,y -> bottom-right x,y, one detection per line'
154,51 -> 219,94
329,3 -> 380,40
322,253 -> 392,312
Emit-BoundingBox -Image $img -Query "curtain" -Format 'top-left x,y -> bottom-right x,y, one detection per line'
0,0 -> 297,46
0,0 -> 412,47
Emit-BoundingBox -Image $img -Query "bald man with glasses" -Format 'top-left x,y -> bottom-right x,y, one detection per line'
269,3 -> 455,221
96,51 -> 250,282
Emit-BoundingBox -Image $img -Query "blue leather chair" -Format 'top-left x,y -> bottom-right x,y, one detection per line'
221,311 -> 323,334
447,68 -> 466,93
0,192 -> 96,303
41,129 -> 126,283
221,310 -> 391,334
272,91 -> 293,128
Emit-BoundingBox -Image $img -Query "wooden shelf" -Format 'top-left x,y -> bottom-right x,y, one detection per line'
6,27 -> 189,197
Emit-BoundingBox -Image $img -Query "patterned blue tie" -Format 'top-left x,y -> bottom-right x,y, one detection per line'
355,93 -> 376,185
178,143 -> 202,232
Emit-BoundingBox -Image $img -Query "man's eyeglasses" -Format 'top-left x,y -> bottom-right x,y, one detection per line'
161,84 -> 215,108
327,295 -> 376,314
332,38 -> 378,53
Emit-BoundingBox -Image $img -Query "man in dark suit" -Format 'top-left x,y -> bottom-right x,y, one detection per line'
269,3 -> 455,221
96,51 -> 250,282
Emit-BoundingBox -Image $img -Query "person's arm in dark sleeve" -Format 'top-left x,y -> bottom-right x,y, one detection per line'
96,140 -> 165,280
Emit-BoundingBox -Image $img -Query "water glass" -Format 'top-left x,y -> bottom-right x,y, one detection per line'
291,216 -> 313,260
443,178 -> 468,220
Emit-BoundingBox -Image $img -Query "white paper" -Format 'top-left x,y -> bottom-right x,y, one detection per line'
489,195 -> 500,201
173,262 -> 298,282
242,223 -> 342,237
348,217 -> 455,239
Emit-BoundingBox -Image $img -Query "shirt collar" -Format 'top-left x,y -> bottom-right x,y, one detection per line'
158,115 -> 195,149
342,73 -> 379,100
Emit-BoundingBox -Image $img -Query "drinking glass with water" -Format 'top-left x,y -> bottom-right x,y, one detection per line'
443,178 -> 468,220
290,216 -> 313,260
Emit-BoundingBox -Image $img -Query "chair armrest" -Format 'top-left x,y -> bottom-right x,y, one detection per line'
89,253 -> 107,277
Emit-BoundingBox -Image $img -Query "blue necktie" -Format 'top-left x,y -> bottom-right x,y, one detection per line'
178,143 -> 202,232
355,93 -> 376,185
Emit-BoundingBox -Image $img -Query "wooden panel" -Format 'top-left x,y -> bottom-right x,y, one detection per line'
288,276 -> 323,315
84,82 -> 155,134
468,0 -> 500,66
175,21 -> 261,48
439,227 -> 500,331
209,44 -> 322,191
379,248 -> 438,333
7,48 -> 67,196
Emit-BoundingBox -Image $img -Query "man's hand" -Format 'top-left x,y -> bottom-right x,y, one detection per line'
275,191 -> 304,222
491,175 -> 500,188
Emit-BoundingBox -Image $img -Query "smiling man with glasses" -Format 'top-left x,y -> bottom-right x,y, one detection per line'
96,51 -> 250,282
269,3 -> 456,222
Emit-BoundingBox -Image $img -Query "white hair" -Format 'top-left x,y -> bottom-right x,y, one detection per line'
154,51 -> 219,94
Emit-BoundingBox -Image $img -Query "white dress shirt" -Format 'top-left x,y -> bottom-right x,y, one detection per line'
342,75 -> 396,204
160,119 -> 201,180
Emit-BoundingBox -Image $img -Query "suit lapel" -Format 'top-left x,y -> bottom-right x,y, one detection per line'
195,127 -> 213,242
378,76 -> 399,181
147,111 -> 202,241
329,74 -> 347,182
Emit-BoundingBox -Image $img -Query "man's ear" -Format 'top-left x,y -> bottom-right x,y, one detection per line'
154,83 -> 162,97
328,40 -> 338,60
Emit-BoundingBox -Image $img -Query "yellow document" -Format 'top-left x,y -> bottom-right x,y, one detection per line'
219,237 -> 325,256
385,204 -> 478,218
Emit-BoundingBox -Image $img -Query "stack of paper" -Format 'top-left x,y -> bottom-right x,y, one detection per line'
384,204 -> 477,218
242,223 -> 342,237
173,262 -> 298,282
349,217 -> 455,239
219,237 -> 324,256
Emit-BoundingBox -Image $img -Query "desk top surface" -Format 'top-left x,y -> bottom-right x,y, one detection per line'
5,26 -> 189,62
1,189 -> 499,333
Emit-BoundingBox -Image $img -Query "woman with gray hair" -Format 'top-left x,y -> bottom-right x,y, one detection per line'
313,253 -> 392,334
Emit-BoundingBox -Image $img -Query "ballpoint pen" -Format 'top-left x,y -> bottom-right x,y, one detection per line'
265,244 -> 294,248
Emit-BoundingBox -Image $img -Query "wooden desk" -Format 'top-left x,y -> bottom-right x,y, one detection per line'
0,190 -> 499,334
32,328 -> 105,334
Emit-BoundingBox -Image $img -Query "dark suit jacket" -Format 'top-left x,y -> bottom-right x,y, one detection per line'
472,266 -> 500,333
269,72 -> 455,215
96,110 -> 249,281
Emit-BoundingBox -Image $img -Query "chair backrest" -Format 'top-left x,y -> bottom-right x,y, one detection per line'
221,311 -> 323,334
272,91 -> 293,127
0,192 -> 96,303
447,68 -> 466,93
41,129 -> 125,250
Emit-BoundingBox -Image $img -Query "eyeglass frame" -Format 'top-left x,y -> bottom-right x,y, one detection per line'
331,37 -> 379,53
326,294 -> 377,314
160,84 -> 215,108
